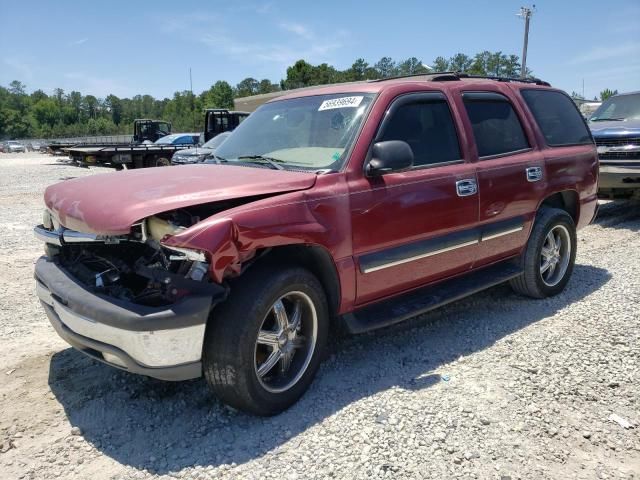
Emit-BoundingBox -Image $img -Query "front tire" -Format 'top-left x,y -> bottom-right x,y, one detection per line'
203,265 -> 329,416
510,207 -> 577,298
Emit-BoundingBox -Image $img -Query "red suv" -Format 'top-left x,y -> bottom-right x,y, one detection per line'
34,73 -> 598,415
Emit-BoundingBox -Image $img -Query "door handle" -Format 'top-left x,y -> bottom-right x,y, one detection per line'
526,166 -> 543,182
456,179 -> 477,197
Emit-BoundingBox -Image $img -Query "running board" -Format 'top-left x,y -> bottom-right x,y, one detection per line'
342,261 -> 523,334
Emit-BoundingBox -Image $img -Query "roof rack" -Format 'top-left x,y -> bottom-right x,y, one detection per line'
370,72 -> 550,87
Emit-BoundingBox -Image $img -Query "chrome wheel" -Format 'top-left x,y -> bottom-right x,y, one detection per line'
254,291 -> 318,393
540,225 -> 571,287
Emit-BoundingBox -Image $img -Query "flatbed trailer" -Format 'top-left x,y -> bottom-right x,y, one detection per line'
67,144 -> 194,169
64,111 -> 249,169
48,143 -> 77,155
47,120 -> 171,156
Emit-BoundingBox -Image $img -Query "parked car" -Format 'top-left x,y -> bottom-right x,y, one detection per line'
154,133 -> 201,146
3,141 -> 26,153
33,73 -> 598,415
589,91 -> 640,198
171,132 -> 232,165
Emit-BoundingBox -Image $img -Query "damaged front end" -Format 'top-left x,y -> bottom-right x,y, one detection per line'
33,208 -> 228,381
36,209 -> 218,306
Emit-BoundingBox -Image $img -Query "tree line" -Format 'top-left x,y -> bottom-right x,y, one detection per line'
0,50 -> 609,140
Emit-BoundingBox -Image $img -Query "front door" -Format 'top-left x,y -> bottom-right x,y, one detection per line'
349,92 -> 480,305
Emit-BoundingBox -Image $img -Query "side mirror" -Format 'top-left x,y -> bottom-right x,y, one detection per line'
366,140 -> 414,176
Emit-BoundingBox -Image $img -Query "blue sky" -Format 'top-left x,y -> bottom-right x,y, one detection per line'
1,0 -> 638,100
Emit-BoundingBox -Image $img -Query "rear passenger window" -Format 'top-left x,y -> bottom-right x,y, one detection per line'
463,93 -> 529,158
380,100 -> 461,167
521,90 -> 592,146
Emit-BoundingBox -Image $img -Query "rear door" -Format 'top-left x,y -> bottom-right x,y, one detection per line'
349,92 -> 480,305
458,90 -> 545,266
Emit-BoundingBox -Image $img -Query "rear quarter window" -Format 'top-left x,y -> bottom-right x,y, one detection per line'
521,90 -> 592,146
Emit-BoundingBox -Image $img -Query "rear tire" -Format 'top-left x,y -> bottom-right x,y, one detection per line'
203,265 -> 329,416
510,207 -> 577,298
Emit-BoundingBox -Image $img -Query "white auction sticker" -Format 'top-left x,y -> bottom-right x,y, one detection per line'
318,96 -> 364,111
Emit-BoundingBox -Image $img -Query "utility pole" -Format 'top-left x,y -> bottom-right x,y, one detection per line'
518,6 -> 535,78
189,68 -> 197,132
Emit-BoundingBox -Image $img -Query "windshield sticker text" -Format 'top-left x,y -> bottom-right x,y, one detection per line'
318,96 -> 364,111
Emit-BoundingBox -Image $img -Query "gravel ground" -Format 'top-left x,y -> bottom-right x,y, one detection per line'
0,153 -> 638,480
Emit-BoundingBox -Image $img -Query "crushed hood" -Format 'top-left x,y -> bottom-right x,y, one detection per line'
44,164 -> 317,235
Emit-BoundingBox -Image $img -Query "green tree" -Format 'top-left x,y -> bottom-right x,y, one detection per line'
104,94 -> 123,125
83,95 -> 98,119
53,88 -> 65,105
235,77 -> 260,97
449,53 -> 473,72
502,55 -> 521,77
0,50 -> 533,140
258,79 -> 280,94
397,57 -> 429,76
282,60 -> 315,89
432,56 -> 449,72
345,58 -> 372,81
32,99 -> 59,128
204,81 -> 234,109
374,57 -> 397,78
600,89 -> 618,101
30,89 -> 48,103
311,63 -> 343,85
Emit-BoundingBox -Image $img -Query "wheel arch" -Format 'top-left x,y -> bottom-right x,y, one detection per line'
539,190 -> 579,224
252,244 -> 342,320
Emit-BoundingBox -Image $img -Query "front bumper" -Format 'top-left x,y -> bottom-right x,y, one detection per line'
598,164 -> 640,189
35,257 -> 214,381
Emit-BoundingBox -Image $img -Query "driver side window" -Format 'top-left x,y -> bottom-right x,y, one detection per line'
379,100 -> 461,167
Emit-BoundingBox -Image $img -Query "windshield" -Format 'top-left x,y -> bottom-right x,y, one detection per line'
590,93 -> 640,121
213,93 -> 376,170
202,132 -> 230,149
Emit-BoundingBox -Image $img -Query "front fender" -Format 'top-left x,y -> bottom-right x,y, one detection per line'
161,181 -> 352,284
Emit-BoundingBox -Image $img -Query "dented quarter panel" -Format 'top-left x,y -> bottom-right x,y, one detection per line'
44,164 -> 317,235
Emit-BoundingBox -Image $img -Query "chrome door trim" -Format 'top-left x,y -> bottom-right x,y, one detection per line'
481,225 -> 524,241
361,239 -> 479,274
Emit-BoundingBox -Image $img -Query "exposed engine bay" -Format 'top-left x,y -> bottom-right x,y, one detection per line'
44,207 -> 224,307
